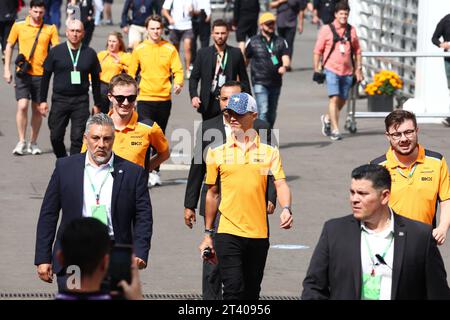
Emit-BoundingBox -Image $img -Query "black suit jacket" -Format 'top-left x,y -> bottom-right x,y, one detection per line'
184,114 -> 277,215
301,213 -> 450,300
189,45 -> 250,114
35,153 -> 153,273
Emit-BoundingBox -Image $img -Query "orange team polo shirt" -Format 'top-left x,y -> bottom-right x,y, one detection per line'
313,20 -> 361,76
375,145 -> 450,225
7,16 -> 59,76
128,39 -> 184,102
81,111 -> 169,168
97,51 -> 132,83
205,135 -> 286,239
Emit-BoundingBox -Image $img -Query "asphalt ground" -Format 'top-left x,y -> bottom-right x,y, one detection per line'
0,1 -> 448,298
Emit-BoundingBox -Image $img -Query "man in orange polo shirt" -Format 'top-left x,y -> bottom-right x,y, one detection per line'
313,1 -> 362,141
199,92 -> 293,300
3,0 -> 59,155
370,110 -> 450,245
129,14 -> 183,186
82,73 -> 170,182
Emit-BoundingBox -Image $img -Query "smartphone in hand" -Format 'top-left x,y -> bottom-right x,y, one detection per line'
109,244 -> 133,292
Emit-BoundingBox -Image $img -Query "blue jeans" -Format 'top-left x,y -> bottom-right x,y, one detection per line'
324,69 -> 353,100
253,84 -> 281,128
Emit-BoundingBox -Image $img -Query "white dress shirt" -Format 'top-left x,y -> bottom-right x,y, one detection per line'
82,153 -> 115,236
360,209 -> 395,300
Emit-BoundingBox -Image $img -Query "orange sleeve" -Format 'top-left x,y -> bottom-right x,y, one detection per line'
7,22 -> 19,45
50,24 -> 60,46
150,123 -> 169,153
128,49 -> 139,78
439,157 -> 450,201
205,148 -> 219,185
270,147 -> 286,181
170,47 -> 184,86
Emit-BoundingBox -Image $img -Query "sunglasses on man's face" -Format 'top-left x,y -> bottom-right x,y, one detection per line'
112,94 -> 137,104
264,21 -> 275,27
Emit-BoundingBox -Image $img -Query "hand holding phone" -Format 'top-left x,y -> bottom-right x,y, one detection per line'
109,244 -> 133,292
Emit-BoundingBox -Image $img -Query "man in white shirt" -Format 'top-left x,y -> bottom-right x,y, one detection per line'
301,164 -> 450,300
162,0 -> 194,78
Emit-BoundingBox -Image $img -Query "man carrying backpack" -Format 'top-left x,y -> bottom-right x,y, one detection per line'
313,1 -> 362,141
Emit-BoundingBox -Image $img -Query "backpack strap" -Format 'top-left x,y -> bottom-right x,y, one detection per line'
323,23 -> 355,69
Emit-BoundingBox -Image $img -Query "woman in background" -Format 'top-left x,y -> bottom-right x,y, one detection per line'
97,31 -> 131,113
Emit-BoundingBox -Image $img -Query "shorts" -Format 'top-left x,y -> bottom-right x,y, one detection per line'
169,29 -> 194,46
103,0 -> 113,4
128,24 -> 147,47
236,18 -> 258,42
325,69 -> 353,100
14,73 -> 42,102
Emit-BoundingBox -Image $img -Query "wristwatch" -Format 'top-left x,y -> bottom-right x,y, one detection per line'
283,206 -> 292,215
204,228 -> 215,236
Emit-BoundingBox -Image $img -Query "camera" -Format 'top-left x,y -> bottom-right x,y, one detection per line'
312,71 -> 326,84
15,54 -> 31,78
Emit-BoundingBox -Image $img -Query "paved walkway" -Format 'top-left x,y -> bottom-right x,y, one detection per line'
0,1 -> 448,298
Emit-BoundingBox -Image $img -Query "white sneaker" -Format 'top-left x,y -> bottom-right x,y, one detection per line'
148,171 -> 162,188
12,141 -> 27,155
27,142 -> 42,155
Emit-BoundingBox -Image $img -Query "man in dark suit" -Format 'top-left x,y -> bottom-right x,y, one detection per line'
302,164 -> 450,300
190,18 -> 250,121
35,113 -> 152,292
184,81 -> 276,299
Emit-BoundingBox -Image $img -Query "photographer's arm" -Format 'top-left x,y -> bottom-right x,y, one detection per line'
3,43 -> 14,83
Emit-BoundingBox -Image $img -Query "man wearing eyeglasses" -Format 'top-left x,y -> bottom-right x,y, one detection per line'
199,92 -> 293,300
83,73 -> 170,177
370,110 -> 450,245
245,12 -> 290,128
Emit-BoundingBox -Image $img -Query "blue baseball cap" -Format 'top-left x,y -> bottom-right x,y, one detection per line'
224,93 -> 258,115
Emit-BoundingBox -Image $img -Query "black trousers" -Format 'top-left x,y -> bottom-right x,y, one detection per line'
278,26 -> 297,59
99,81 -> 111,114
137,100 -> 172,171
191,14 -> 211,64
82,20 -> 95,47
201,97 -> 221,121
214,233 -> 270,300
137,100 -> 172,133
0,21 -> 14,53
48,93 -> 90,158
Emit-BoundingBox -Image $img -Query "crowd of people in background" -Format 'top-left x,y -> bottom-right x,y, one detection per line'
1,0 -> 450,301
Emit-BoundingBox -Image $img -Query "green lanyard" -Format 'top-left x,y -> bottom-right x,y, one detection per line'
263,38 -> 274,55
362,229 -> 394,276
219,51 -> 228,71
395,163 -> 417,180
67,42 -> 82,71
85,165 -> 112,205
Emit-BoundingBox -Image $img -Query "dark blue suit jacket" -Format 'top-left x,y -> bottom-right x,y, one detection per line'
34,153 -> 153,274
301,213 -> 450,300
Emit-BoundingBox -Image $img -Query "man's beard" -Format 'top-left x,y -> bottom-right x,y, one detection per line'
392,140 -> 418,156
89,149 -> 111,165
